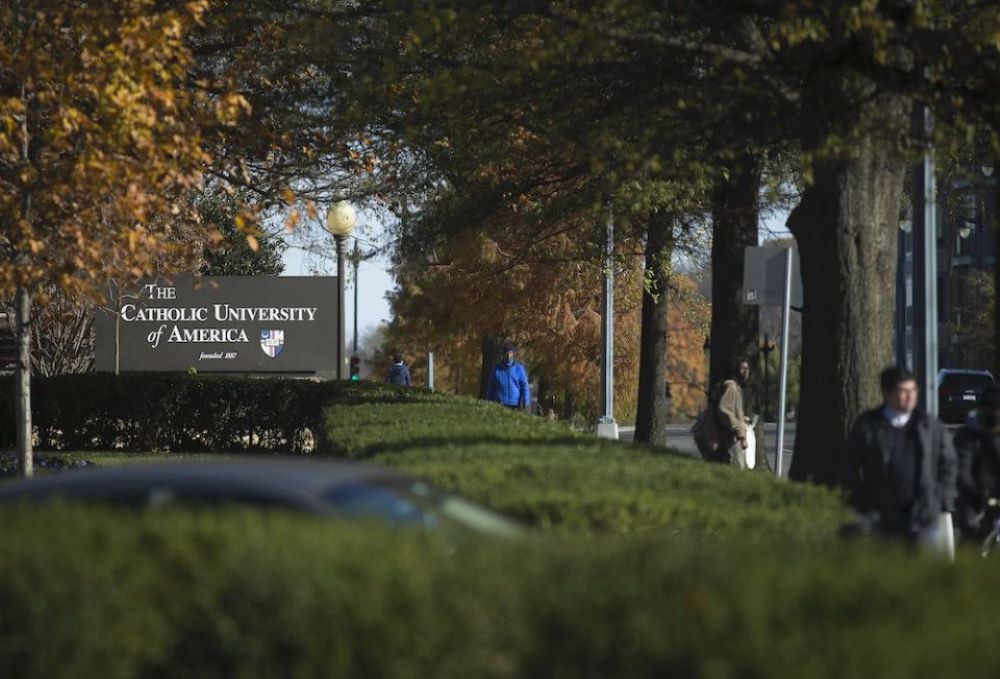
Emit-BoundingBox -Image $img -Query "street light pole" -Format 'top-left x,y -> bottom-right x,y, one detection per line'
335,235 -> 348,379
352,238 -> 359,355
326,201 -> 356,380
912,104 -> 938,416
596,198 -> 618,439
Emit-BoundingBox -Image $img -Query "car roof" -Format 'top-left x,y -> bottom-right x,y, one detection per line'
938,369 -> 994,377
0,458 -> 406,502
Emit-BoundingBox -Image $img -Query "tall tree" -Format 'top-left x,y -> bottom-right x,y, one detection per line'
249,0 -> 999,474
0,0 -> 243,476
994,160 -> 1000,380
786,82 -> 909,482
709,153 -> 763,395
386,211 -> 644,421
634,212 -> 674,444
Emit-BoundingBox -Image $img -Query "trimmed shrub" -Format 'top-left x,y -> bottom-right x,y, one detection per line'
320,399 -> 851,539
0,375 -> 443,453
4,377 -> 849,538
0,504 -> 998,678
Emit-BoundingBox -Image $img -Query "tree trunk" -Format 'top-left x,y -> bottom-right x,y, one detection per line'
787,89 -> 909,484
709,152 -> 762,390
479,334 -> 502,399
537,375 -> 552,417
994,159 -> 999,380
709,152 -> 769,469
634,213 -> 674,444
15,285 -> 32,478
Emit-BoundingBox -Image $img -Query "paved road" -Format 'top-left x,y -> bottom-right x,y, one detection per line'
619,423 -> 797,476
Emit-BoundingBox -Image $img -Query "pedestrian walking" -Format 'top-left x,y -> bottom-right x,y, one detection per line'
693,357 -> 755,468
716,357 -> 754,469
954,386 -> 1000,541
385,354 -> 410,386
840,366 -> 957,552
488,343 -> 530,411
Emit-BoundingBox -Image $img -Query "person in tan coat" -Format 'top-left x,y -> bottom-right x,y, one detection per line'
715,357 -> 752,469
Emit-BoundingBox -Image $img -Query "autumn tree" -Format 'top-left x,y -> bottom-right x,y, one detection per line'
386,208 -> 644,422
664,273 -> 713,419
0,0 -> 244,476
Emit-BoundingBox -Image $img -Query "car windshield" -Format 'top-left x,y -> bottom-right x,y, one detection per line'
941,374 -> 994,390
324,478 -> 524,537
396,479 -> 525,537
322,483 -> 432,527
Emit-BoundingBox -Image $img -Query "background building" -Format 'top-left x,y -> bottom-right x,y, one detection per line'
938,169 -> 997,369
895,165 -> 996,371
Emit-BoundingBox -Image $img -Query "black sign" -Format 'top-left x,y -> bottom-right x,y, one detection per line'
94,276 -> 338,373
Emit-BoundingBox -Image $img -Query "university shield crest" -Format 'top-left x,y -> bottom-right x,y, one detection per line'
260,330 -> 284,358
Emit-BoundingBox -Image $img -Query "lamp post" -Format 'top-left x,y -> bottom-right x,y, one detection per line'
912,104 -> 938,416
326,201 -> 356,380
596,198 -> 618,440
351,238 -> 361,379
352,238 -> 360,355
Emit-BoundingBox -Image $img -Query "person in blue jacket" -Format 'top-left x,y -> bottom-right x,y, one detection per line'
386,355 -> 410,386
488,344 -> 530,410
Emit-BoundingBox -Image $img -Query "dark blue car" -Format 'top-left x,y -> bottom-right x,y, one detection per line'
937,369 -> 996,424
0,458 -> 523,538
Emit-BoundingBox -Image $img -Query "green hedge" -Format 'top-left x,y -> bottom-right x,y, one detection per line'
0,504 -> 997,679
0,376 -> 849,538
319,397 -> 851,539
0,375 -> 444,453
2,375 -> 848,538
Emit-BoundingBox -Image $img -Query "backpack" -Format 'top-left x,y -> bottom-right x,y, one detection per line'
691,381 -> 730,461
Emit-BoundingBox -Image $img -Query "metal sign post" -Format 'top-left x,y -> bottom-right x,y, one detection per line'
774,248 -> 794,478
742,246 -> 802,477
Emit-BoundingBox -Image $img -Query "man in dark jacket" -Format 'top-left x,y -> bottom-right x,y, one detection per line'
385,355 -> 410,386
488,344 -> 530,410
840,366 -> 957,541
954,386 -> 1000,540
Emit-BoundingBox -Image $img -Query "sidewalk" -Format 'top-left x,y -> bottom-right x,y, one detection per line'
619,423 -> 796,476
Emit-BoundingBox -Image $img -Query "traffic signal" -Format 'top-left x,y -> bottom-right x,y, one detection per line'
349,354 -> 361,381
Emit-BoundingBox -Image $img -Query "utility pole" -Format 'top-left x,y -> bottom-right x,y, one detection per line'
912,104 -> 938,416
352,238 -> 359,355
596,198 -> 618,439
